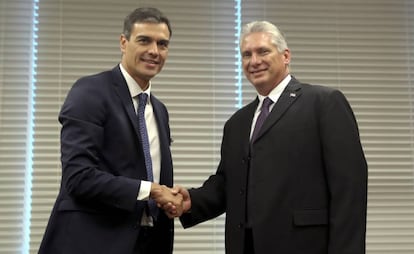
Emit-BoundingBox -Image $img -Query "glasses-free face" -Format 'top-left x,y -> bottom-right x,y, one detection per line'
241,32 -> 290,95
120,22 -> 170,90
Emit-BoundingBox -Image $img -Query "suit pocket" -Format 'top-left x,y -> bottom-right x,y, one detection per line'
58,199 -> 101,213
293,209 -> 328,226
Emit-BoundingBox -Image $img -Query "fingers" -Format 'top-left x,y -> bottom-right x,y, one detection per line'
174,185 -> 192,213
150,184 -> 192,218
166,185 -> 192,214
150,184 -> 183,216
171,185 -> 180,195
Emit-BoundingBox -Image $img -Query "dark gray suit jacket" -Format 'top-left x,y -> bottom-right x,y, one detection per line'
39,65 -> 174,254
181,77 -> 367,254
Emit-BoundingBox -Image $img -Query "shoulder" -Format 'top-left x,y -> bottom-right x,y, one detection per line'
73,69 -> 114,91
295,81 -> 338,95
297,82 -> 354,118
60,68 -> 116,119
66,67 -> 121,103
292,79 -> 347,103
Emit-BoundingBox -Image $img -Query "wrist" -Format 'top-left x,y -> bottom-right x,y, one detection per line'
149,182 -> 161,199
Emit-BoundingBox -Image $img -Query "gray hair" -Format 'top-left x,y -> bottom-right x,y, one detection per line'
240,21 -> 288,53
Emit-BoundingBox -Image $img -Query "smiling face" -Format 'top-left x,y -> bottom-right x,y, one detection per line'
241,32 -> 290,96
120,22 -> 170,90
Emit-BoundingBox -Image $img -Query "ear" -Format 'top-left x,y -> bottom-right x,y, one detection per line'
283,48 -> 291,65
120,34 -> 127,53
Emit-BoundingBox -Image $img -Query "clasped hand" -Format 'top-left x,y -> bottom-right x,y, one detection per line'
150,184 -> 191,218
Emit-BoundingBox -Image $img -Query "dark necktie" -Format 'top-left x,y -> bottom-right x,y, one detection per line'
247,97 -> 273,226
251,97 -> 273,142
137,93 -> 158,220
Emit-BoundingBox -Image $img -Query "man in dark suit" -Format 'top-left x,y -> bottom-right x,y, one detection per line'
171,21 -> 368,254
38,7 -> 182,254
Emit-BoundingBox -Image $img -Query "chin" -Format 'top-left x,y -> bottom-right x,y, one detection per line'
252,81 -> 269,91
144,70 -> 160,78
250,78 -> 266,87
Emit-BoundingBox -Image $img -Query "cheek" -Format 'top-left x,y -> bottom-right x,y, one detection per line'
267,60 -> 279,71
242,62 -> 249,72
160,52 -> 168,62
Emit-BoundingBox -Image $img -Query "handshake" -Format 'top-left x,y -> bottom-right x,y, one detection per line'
150,183 -> 191,218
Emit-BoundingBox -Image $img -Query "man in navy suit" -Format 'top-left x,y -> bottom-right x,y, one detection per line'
171,21 -> 368,254
38,7 -> 182,254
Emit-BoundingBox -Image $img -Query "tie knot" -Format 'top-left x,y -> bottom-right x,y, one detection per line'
261,97 -> 273,111
138,93 -> 148,106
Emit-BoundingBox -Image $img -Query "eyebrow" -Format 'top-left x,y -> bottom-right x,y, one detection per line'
134,35 -> 150,41
134,35 -> 169,44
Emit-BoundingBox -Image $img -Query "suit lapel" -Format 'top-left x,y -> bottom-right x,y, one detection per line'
151,95 -> 174,186
111,65 -> 173,185
242,100 -> 259,152
252,79 -> 302,143
151,96 -> 170,146
111,66 -> 142,141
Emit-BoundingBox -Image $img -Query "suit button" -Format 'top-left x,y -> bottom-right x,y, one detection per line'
239,189 -> 244,195
238,223 -> 244,229
242,157 -> 250,164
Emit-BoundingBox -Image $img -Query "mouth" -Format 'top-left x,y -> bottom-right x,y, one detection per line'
250,69 -> 266,75
142,58 -> 159,65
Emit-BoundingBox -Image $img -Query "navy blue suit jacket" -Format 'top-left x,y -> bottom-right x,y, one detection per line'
39,65 -> 174,254
181,77 -> 367,254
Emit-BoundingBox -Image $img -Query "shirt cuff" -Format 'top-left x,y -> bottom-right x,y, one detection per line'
137,180 -> 152,200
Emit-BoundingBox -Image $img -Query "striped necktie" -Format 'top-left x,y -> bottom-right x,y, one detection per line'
137,93 -> 158,220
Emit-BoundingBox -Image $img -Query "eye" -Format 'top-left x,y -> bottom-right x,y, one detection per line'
158,40 -> 169,48
242,52 -> 251,58
258,48 -> 270,55
136,36 -> 150,44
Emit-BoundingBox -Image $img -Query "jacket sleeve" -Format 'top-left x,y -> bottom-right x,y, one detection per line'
59,76 -> 141,212
319,89 -> 368,254
180,124 -> 229,228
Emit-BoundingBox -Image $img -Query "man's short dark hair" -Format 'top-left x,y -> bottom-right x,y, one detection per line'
123,7 -> 172,40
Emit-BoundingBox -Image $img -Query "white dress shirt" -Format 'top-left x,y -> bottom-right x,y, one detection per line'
120,63 -> 161,225
250,75 -> 292,140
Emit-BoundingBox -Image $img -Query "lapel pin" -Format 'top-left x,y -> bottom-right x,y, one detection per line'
290,93 -> 296,97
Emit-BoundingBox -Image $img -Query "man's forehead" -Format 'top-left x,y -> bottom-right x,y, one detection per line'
241,33 -> 273,50
131,22 -> 170,38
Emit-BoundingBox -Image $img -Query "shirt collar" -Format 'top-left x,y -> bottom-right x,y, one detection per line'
119,63 -> 151,104
257,74 -> 291,104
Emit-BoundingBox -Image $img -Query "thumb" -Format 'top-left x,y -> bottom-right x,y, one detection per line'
171,185 -> 183,195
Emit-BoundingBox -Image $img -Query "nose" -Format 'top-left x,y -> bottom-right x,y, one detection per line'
250,53 -> 261,65
148,41 -> 159,56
